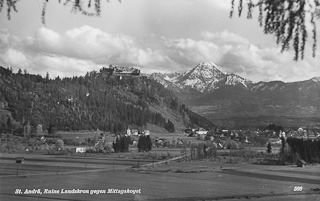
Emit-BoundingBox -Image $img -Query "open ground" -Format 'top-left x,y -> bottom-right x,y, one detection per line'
0,151 -> 319,201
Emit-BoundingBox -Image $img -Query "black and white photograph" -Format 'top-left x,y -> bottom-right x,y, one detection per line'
0,0 -> 320,200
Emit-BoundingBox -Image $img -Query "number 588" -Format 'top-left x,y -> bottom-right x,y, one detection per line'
293,186 -> 303,191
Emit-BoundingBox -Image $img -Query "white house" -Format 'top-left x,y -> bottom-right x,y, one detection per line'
195,128 -> 208,135
76,147 -> 86,153
131,129 -> 139,136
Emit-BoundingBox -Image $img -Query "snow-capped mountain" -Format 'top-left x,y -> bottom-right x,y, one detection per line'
150,62 -> 252,93
149,62 -> 320,128
149,72 -> 181,87
310,77 -> 320,82
175,62 -> 225,92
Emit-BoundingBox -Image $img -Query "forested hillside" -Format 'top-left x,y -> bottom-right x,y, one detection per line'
0,66 -> 216,135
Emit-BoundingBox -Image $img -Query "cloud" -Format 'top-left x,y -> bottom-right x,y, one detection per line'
29,55 -> 98,79
203,0 -> 231,10
162,31 -> 255,72
0,26 -> 170,77
26,26 -> 169,67
27,26 -> 133,60
27,27 -> 62,54
0,26 -> 319,82
165,38 -> 221,66
0,29 -> 21,48
201,30 -> 250,46
116,47 -> 167,66
0,48 -> 27,68
162,30 -> 320,82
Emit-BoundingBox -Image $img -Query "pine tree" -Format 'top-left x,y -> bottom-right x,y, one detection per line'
165,119 -> 175,133
138,135 -> 147,152
113,135 -> 121,153
267,142 -> 272,154
146,135 -> 152,152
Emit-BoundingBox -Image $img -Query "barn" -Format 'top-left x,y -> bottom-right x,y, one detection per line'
296,159 -> 307,167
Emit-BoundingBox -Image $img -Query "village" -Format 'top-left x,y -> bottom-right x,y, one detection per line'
1,121 -> 319,160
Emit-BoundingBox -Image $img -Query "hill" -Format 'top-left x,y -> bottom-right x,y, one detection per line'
0,66 -> 216,135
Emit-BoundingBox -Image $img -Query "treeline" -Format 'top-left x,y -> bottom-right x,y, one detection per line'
0,66 -> 215,134
286,137 -> 320,163
266,123 -> 283,133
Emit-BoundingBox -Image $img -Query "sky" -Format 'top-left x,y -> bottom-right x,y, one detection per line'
0,0 -> 320,82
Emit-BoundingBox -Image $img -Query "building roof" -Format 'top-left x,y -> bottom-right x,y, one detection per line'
297,159 -> 307,164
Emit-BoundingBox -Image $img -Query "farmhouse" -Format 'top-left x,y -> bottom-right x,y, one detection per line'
131,129 -> 139,136
16,157 -> 25,163
195,128 -> 208,135
296,159 -> 307,167
195,128 -> 208,140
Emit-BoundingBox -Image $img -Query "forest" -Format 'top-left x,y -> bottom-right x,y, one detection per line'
285,137 -> 320,163
0,66 -> 216,135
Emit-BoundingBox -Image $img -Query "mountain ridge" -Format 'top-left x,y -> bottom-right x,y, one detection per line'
149,62 -> 320,128
150,62 -> 253,94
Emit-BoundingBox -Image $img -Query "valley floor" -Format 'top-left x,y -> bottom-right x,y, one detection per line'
0,153 -> 319,201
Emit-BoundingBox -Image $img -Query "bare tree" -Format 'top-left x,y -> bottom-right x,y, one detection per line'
230,0 -> 320,60
0,0 -> 121,24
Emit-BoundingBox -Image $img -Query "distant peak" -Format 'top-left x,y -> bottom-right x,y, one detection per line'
311,77 -> 320,82
193,62 -> 223,72
196,62 -> 218,68
198,61 -> 218,66
226,73 -> 249,81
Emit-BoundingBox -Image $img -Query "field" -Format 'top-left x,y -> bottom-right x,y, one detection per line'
0,131 -> 318,201
1,151 -> 319,201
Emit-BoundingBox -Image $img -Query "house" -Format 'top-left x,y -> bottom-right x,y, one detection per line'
16,157 -> 25,164
296,159 -> 307,167
195,128 -> 208,135
36,124 -> 43,135
144,130 -> 150,136
76,147 -> 87,153
126,128 -> 131,136
155,138 -> 166,147
131,129 -> 139,136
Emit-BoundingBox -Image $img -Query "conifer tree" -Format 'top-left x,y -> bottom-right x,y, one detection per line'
267,142 -> 272,154
146,135 -> 152,152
